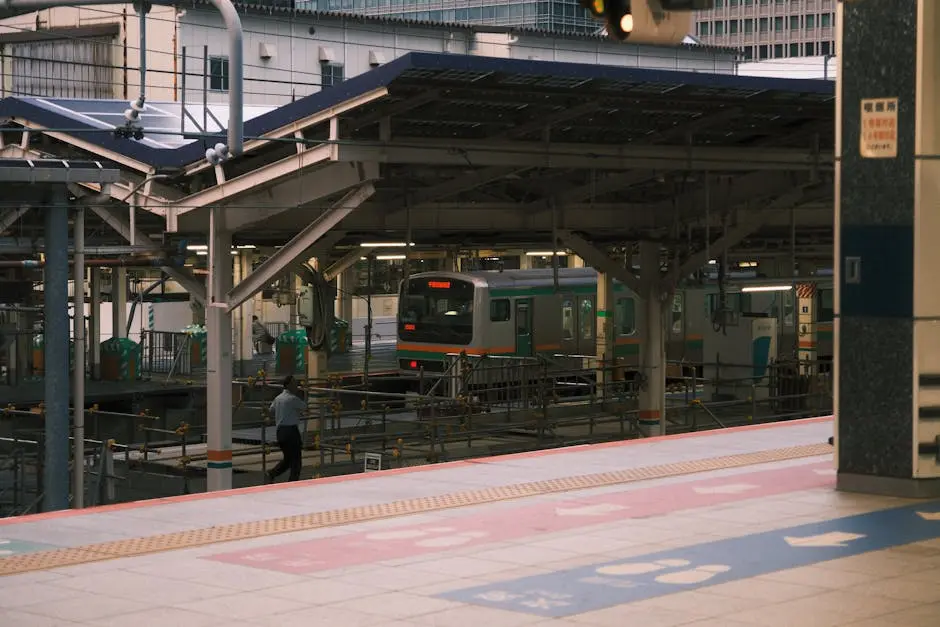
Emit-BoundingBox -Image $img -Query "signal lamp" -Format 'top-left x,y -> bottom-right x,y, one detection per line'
578,0 -> 605,17
605,0 -> 634,41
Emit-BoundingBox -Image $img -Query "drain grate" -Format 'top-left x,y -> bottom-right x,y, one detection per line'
0,442 -> 831,576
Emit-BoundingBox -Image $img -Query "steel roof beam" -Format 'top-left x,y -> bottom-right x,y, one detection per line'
409,166 -> 528,206
226,183 -> 374,312
334,138 -> 830,171
665,183 -> 829,286
0,206 -> 29,233
497,101 -> 600,140
323,246 -> 365,282
89,204 -> 207,305
558,231 -> 642,294
347,90 -> 439,133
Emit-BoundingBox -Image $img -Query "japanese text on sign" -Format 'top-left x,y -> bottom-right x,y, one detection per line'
860,97 -> 898,159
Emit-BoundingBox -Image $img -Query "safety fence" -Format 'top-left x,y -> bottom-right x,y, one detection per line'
0,350 -> 833,512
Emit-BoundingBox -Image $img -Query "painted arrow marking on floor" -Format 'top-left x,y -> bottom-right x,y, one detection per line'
439,500 -> 940,618
555,504 -> 627,517
784,532 -> 866,547
693,483 -> 758,495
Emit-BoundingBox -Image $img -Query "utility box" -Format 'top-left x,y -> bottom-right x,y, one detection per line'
277,328 -> 309,375
32,335 -> 75,375
100,337 -> 141,382
702,316 -> 777,402
182,324 -> 207,370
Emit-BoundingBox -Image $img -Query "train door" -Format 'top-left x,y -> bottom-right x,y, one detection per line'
515,298 -> 534,357
577,295 -> 596,355
560,296 -> 577,355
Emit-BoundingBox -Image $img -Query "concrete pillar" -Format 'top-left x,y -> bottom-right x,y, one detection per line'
111,267 -> 127,339
835,0 -> 940,496
595,272 -> 615,398
205,208 -> 233,491
638,241 -> 665,437
335,267 -> 354,322
233,251 -> 253,375
43,190 -> 70,512
72,207 -> 85,509
89,268 -> 101,379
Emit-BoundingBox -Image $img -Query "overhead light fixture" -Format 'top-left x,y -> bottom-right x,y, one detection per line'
737,261 -> 758,268
186,244 -> 208,251
707,259 -> 717,265
741,285 -> 791,293
525,251 -> 567,256
360,242 -> 415,247
375,254 -> 407,260
196,251 -> 208,256
236,244 -> 256,249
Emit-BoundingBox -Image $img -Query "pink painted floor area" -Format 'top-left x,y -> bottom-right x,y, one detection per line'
205,460 -> 835,574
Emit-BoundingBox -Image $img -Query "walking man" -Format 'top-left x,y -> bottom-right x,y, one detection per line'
266,375 -> 307,483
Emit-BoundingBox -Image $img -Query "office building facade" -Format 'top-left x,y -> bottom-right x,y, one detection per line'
694,0 -> 836,60
297,0 -> 600,34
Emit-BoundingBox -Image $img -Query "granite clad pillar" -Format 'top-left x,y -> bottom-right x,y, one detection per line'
836,0 -> 940,496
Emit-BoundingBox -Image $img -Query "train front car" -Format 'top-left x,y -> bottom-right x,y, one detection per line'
397,272 -> 481,374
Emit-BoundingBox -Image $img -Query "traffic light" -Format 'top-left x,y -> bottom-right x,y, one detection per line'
578,0 -> 634,41
579,0 -> 716,42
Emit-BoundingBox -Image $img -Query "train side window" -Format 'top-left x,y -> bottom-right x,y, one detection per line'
490,299 -> 510,322
580,298 -> 594,340
561,299 -> 574,339
616,297 -> 636,336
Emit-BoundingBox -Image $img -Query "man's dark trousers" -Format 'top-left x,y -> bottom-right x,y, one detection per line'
269,425 -> 303,481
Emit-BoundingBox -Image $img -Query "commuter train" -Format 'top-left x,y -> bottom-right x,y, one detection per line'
396,268 -> 833,377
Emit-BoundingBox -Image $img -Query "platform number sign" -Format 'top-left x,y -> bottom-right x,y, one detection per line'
363,452 -> 382,472
860,97 -> 898,159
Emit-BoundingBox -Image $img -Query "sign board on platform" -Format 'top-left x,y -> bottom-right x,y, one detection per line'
860,97 -> 898,159
363,452 -> 382,472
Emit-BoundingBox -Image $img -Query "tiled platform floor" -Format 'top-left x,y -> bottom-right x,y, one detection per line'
1,416 -> 939,627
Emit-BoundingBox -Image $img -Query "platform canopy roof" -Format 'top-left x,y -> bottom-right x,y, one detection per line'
0,51 -> 836,264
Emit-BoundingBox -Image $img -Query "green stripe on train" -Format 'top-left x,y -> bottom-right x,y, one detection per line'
489,284 -> 631,298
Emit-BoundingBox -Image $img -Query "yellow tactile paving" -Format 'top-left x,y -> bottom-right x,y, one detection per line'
0,442 -> 831,577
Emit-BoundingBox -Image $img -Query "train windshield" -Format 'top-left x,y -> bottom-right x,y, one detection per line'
398,277 -> 475,345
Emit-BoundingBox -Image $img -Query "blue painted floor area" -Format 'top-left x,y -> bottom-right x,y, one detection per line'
0,537 -> 59,557
439,500 -> 940,618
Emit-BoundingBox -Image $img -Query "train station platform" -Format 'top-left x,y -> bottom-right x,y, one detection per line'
0,416 -> 937,627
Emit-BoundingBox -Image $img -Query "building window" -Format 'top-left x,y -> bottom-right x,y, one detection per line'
790,43 -> 799,57
805,41 -> 815,56
774,16 -> 783,31
730,20 -> 739,34
321,62 -> 345,88
790,15 -> 800,30
759,44 -> 769,59
806,14 -> 815,29
773,44 -> 783,58
820,41 -> 831,55
821,13 -> 832,27
759,17 -> 768,32
715,21 -> 724,35
209,56 -> 229,92
744,18 -> 753,34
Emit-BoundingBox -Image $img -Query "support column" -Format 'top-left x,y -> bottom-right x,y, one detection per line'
206,207 -> 233,491
233,251 -> 253,375
89,268 -> 101,380
335,267 -> 354,322
43,190 -> 70,512
111,267 -> 127,339
595,272 -> 615,399
638,242 -> 665,437
836,0 -> 940,496
72,207 -> 85,509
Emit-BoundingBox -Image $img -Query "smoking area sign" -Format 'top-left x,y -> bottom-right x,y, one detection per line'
860,97 -> 898,159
